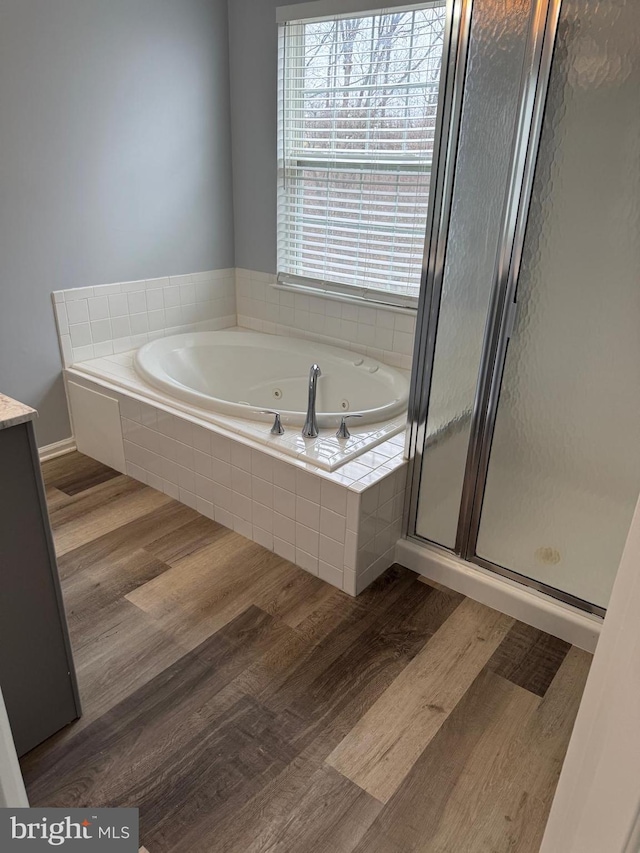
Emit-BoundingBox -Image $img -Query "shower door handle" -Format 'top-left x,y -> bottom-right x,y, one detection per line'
504,299 -> 519,340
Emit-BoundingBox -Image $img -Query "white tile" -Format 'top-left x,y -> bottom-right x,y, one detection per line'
273,460 -> 296,492
174,418 -> 193,446
318,561 -> 343,589
215,507 -> 234,529
342,570 -> 357,595
195,473 -> 215,503
320,480 -> 347,515
90,319 -> 112,343
176,442 -> 194,471
273,485 -> 296,519
147,471 -> 164,492
162,458 -> 180,485
252,526 -> 273,550
144,410 -> 166,434
170,273 -> 192,286
178,465 -> 195,493
192,425 -> 211,454
392,330 -> 414,356
320,507 -> 346,543
252,502 -> 273,533
195,281 -> 214,302
179,488 -> 199,510
180,283 -> 196,305
54,303 -> 69,334
163,286 -> 181,308
232,466 -> 252,497
159,434 -> 178,462
295,548 -> 318,576
112,336 -> 132,353
146,288 -> 164,311
231,443 -> 252,472
126,461 -> 147,483
93,340 -> 114,357
274,537 -> 295,562
108,293 -> 129,317
163,480 -> 180,500
296,496 -> 320,530
130,313 -> 149,335
296,523 -> 319,556
361,484 -> 380,516
211,433 -> 232,463
64,286 -> 94,301
146,309 -> 164,332
252,477 -> 273,507
215,485 -> 233,511
196,497 -> 215,520
394,312 -> 416,334
319,534 -> 344,569
70,323 -> 92,347
344,531 -> 358,570
87,296 -> 109,321
127,291 -> 147,315
273,512 -> 295,544
296,469 -> 321,503
165,306 -> 183,327
232,492 -> 252,522
251,450 -> 273,482
233,516 -> 253,539
66,300 -> 89,324
93,282 -> 122,297
212,458 -> 232,487
346,492 -> 360,531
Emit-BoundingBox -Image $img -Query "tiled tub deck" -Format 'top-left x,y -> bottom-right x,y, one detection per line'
66,370 -> 407,596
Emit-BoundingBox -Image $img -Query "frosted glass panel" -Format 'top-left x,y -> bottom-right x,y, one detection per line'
476,0 -> 640,608
416,0 -> 533,546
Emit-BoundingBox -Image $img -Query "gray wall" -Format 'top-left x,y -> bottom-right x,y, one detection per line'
0,0 -> 234,446
228,0 -> 308,274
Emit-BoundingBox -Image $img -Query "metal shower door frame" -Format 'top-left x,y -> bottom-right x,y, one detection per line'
405,0 -> 474,534
405,0 -> 603,616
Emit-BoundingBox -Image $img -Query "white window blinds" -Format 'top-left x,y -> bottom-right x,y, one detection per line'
277,2 -> 446,306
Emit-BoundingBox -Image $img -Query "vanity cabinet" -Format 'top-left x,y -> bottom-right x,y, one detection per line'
0,395 -> 80,756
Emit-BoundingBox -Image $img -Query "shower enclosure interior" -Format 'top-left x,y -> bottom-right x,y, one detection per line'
406,0 -> 640,616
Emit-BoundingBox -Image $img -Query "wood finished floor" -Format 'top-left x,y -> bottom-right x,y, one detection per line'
22,451 -> 592,853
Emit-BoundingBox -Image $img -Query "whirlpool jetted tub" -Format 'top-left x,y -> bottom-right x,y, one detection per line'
134,330 -> 409,427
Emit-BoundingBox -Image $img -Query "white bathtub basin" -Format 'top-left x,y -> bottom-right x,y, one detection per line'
133,330 -> 409,427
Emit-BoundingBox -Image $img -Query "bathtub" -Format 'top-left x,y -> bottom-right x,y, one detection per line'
133,330 -> 409,427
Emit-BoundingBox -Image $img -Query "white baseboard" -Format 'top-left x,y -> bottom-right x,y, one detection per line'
395,537 -> 602,653
39,437 -> 76,462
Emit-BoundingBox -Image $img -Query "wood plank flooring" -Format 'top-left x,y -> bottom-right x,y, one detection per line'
22,451 -> 592,852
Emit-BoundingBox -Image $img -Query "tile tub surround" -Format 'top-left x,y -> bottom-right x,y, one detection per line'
235,269 -> 417,372
52,269 -> 236,367
69,347 -> 406,471
68,374 -> 406,596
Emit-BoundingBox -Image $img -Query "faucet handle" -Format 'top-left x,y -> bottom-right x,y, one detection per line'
336,414 -> 363,440
260,410 -> 285,435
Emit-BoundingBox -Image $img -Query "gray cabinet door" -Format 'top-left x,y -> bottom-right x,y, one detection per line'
0,421 -> 80,756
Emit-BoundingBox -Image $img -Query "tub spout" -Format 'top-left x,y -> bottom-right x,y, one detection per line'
302,364 -> 322,438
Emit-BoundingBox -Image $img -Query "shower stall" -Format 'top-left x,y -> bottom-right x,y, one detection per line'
405,0 -> 640,617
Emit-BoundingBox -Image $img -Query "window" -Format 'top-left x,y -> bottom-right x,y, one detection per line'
277,2 -> 447,307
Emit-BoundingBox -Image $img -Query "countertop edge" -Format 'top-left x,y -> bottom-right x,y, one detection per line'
0,393 -> 37,431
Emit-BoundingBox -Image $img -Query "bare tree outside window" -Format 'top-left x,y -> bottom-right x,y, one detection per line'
278,5 -> 446,302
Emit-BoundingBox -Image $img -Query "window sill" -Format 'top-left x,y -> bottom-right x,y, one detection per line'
272,280 -> 418,316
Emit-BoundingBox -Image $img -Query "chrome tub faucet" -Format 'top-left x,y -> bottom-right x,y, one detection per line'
302,363 -> 322,438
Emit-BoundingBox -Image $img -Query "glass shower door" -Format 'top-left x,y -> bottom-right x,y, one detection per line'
415,0 -> 535,549
472,0 -> 640,610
